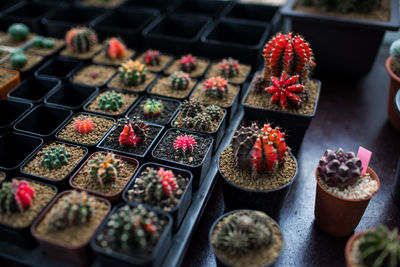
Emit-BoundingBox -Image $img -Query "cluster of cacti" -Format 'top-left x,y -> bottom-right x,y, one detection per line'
144,49 -> 161,66
89,152 -> 120,185
317,148 -> 363,188
41,145 -> 70,170
0,180 -> 34,214
127,167 -> 178,203
390,39 -> 400,66
180,104 -> 222,131
174,135 -> 197,155
232,123 -> 287,174
205,105 -> 223,121
32,36 -> 55,49
119,59 -> 147,86
65,27 -> 98,53
98,91 -> 123,111
10,50 -> 27,68
302,0 -> 381,13
203,76 -> 228,98
218,57 -> 240,78
181,99 -> 202,118
75,118 -> 94,134
104,37 -> 126,59
118,117 -> 149,147
46,191 -> 95,231
180,54 -> 197,72
143,99 -> 163,118
170,71 -> 191,90
358,225 -> 400,267
182,112 -> 212,131
96,204 -> 162,253
8,23 -> 30,42
214,211 -> 273,255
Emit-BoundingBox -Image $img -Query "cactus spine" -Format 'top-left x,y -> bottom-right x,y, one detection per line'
41,145 -> 70,169
89,153 -> 121,185
98,91 -> 123,111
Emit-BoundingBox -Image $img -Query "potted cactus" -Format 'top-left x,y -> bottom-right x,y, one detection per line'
149,71 -> 196,100
385,39 -> 400,132
0,68 -> 20,99
243,32 -> 321,154
26,36 -> 65,57
0,171 -> 5,183
93,37 -> 135,67
136,49 -> 174,73
1,50 -> 44,78
164,54 -> 210,78
205,57 -> 252,87
71,64 -> 116,87
60,26 -> 102,60
91,203 -> 172,267
108,59 -> 156,93
314,148 -> 380,237
345,225 -> 400,267
218,122 -> 298,218
209,209 -> 283,267
0,23 -> 35,47
123,163 -> 193,230
31,190 -> 111,266
70,151 -> 139,202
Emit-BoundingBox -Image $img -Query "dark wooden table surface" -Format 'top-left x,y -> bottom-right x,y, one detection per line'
182,33 -> 400,266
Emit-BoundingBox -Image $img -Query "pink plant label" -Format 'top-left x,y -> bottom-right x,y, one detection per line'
357,146 -> 372,175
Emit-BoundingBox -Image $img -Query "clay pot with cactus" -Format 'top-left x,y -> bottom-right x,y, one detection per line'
314,148 -> 380,237
385,39 -> 400,132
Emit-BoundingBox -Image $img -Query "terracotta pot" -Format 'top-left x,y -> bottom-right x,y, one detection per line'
0,68 -> 20,99
344,229 -> 370,267
385,57 -> 400,132
314,167 -> 380,237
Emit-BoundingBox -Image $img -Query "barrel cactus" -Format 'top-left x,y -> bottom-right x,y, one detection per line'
0,180 -> 34,214
143,99 -> 163,118
65,27 -> 98,53
75,118 -> 94,134
174,135 -> 197,155
10,50 -> 27,69
203,76 -> 228,98
89,152 -> 120,185
170,71 -> 190,90
32,36 -> 55,48
104,37 -> 126,59
8,23 -> 30,42
205,105 -> 222,121
180,54 -> 197,72
181,99 -> 202,118
119,59 -> 147,86
98,91 -> 123,111
218,57 -> 240,78
390,39 -> 400,65
144,49 -> 161,66
41,146 -> 70,169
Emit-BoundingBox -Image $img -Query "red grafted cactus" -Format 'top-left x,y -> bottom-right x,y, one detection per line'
174,135 -> 197,154
158,168 -> 177,196
105,37 -> 126,59
266,72 -> 305,109
203,76 -> 228,98
75,118 -> 94,134
144,49 -> 161,66
0,180 -> 34,214
118,117 -> 149,147
180,54 -> 197,72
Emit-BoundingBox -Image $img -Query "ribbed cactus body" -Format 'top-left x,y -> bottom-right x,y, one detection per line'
143,99 -> 163,118
0,180 -> 34,214
180,54 -> 197,72
119,60 -> 147,86
144,49 -> 161,66
104,37 -> 126,59
99,91 -> 123,111
8,23 -> 30,42
218,57 -> 240,78
89,153 -> 120,185
170,71 -> 190,90
10,51 -> 27,69
41,146 -> 70,169
65,27 -> 98,53
203,76 -> 228,99
390,39 -> 400,64
181,99 -> 202,118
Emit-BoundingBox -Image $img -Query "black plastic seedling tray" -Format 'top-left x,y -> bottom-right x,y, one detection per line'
35,57 -> 82,81
44,83 -> 98,110
0,99 -> 32,135
8,77 -> 62,104
171,0 -> 231,18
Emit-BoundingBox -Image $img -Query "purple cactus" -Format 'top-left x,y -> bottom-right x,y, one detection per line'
317,148 -> 363,188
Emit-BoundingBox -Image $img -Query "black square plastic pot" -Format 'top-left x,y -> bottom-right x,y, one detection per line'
70,64 -> 116,89
171,0 -> 231,18
0,177 -> 57,249
42,6 -> 104,38
122,162 -> 193,231
281,0 -> 400,77
0,99 -> 32,135
152,128 -> 213,190
91,8 -> 158,48
45,83 -> 98,110
4,54 -> 45,80
121,0 -> 177,11
0,0 -> 20,12
218,150 -> 298,221
35,57 -> 82,81
14,104 -> 73,139
242,74 -> 322,155
143,13 -> 211,55
97,123 -> 164,162
91,202 -> 173,267
0,132 -> 43,172
200,18 -> 271,68
8,77 -> 61,104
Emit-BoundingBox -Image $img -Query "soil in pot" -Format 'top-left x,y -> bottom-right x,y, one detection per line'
0,179 -> 56,228
57,114 -> 114,146
92,48 -> 135,67
153,130 -> 213,166
206,60 -> 251,85
1,53 -> 43,73
149,76 -> 196,99
211,210 -> 283,267
136,51 -> 173,73
0,50 -> 10,61
0,33 -> 36,47
79,0 -> 126,8
164,57 -> 210,78
26,38 -> 65,57
190,82 -> 239,109
86,90 -> 137,116
128,97 -> 180,125
71,152 -> 138,197
22,142 -> 87,181
108,71 -> 156,93
0,69 -> 17,86
60,44 -> 102,60
72,65 -> 116,87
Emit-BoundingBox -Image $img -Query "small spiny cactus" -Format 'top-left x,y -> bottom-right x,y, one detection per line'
65,27 -> 98,53
191,113 -> 212,131
181,99 -> 202,118
98,91 -> 123,111
89,152 -> 120,185
118,117 -> 149,147
390,39 -> 400,66
10,50 -> 27,68
174,135 -> 197,155
0,180 -> 34,214
205,105 -> 222,121
143,99 -> 163,118
119,59 -> 147,86
218,58 -> 240,78
8,23 -> 30,42
144,49 -> 161,66
203,76 -> 228,99
170,71 -> 191,90
75,118 -> 94,134
41,145 -> 70,170
104,37 -> 126,59
180,54 -> 197,72
32,36 -> 55,48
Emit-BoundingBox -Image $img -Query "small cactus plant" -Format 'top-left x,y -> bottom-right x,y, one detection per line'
181,99 -> 202,117
203,76 -> 228,99
180,54 -> 197,72
75,118 -> 94,134
119,59 -> 147,86
98,91 -> 123,111
358,225 -> 400,267
170,71 -> 191,90
205,105 -> 222,121
89,152 -> 120,185
218,57 -> 240,78
46,191 -> 95,231
190,113 -> 212,131
144,49 -> 161,66
32,36 -> 55,49
390,39 -> 400,66
118,117 -> 149,147
317,148 -> 363,188
174,135 -> 197,155
214,211 -> 273,255
143,99 -> 163,118
41,146 -> 70,169
0,180 -> 34,214
65,27 -> 98,53
10,50 -> 27,68
8,23 -> 30,42
104,37 -> 126,59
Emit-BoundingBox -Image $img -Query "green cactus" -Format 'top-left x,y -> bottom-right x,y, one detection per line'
8,23 -> 30,42
10,50 -> 27,69
119,59 -> 147,86
205,105 -> 222,121
181,99 -> 202,118
390,39 -> 400,65
98,91 -> 123,111
65,27 -> 98,53
41,145 -> 70,170
32,36 -> 55,49
143,99 -> 163,118
0,180 -> 34,214
191,112 -> 212,131
170,71 -> 190,90
89,153 -> 121,185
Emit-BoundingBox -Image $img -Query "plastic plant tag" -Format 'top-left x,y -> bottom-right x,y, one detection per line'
357,146 -> 372,175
